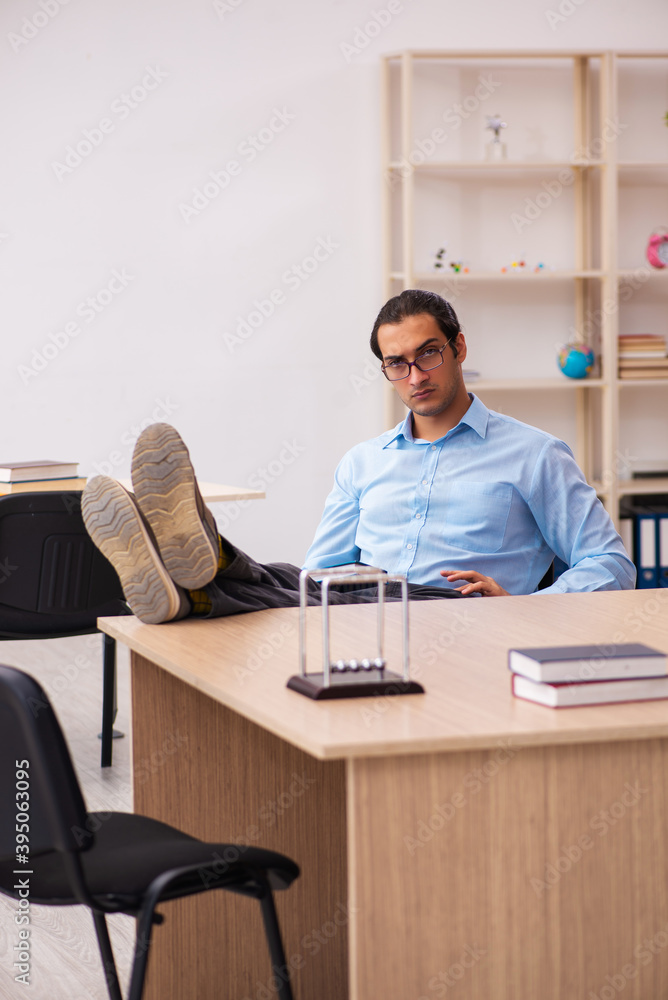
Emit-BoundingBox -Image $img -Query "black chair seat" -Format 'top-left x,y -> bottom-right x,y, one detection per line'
0,811 -> 299,910
0,664 -> 299,1000
0,600 -> 126,638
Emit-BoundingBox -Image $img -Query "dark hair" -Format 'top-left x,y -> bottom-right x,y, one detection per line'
369,290 -> 461,361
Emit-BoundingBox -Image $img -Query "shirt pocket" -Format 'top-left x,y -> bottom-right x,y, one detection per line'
444,481 -> 513,554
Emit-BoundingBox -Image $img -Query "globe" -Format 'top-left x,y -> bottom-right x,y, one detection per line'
558,343 -> 594,379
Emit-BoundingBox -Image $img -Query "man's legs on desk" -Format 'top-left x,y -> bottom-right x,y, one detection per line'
82,423 -> 461,624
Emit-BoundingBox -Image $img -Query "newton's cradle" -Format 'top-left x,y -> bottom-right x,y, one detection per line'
287,566 -> 425,700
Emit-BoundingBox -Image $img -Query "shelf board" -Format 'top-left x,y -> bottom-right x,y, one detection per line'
412,270 -> 604,283
618,160 -> 668,167
617,377 -> 668,386
590,482 -> 609,497
618,163 -> 668,184
618,268 -> 668,281
618,478 -> 668,497
385,49 -> 668,60
470,377 -> 605,391
385,50 -> 618,60
388,160 -> 604,176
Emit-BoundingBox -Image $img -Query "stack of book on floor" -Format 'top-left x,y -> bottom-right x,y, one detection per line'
0,460 -> 86,495
509,642 -> 668,707
618,333 -> 668,379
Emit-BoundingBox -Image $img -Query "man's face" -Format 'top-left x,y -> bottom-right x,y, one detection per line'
376,313 -> 467,419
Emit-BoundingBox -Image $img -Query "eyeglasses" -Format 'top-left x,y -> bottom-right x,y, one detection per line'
381,342 -> 452,381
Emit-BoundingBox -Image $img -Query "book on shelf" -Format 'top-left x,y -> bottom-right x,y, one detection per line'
512,673 -> 668,708
0,460 -> 79,483
618,350 -> 667,359
508,642 -> 667,684
0,478 -> 87,495
618,357 -> 668,368
618,333 -> 666,343
618,369 -> 668,379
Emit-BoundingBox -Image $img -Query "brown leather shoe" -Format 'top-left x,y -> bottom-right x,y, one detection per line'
82,476 -> 190,624
130,423 -> 219,590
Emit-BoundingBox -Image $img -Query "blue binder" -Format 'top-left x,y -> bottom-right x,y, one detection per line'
634,510 -> 658,589
659,511 -> 668,588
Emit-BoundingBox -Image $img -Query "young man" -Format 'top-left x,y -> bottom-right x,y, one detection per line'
82,291 -> 635,624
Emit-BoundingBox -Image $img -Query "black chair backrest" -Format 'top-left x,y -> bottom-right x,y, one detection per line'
0,492 -> 126,635
0,664 -> 89,860
537,561 -> 555,591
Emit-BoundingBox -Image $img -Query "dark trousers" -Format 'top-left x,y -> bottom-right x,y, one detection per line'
200,540 -> 464,618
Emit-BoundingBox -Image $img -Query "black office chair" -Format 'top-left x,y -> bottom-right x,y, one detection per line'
0,491 -> 131,766
0,663 -> 299,1000
537,561 -> 555,590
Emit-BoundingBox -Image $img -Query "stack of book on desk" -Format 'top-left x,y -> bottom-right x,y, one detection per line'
0,460 -> 86,495
618,333 -> 668,379
509,643 -> 668,707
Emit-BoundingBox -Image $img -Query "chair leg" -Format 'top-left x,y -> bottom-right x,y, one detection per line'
100,634 -> 116,767
259,888 -> 294,1000
127,900 -> 161,1000
91,911 -> 123,1000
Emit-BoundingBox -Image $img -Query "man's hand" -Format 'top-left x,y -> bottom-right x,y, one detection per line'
440,569 -> 510,597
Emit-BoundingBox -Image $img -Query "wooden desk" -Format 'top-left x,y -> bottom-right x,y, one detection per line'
100,590 -> 668,1000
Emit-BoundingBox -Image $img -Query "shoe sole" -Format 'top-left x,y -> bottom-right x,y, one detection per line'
82,476 -> 182,625
130,423 -> 219,589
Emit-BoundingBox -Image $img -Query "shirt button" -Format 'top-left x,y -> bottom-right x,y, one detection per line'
415,513 -> 422,519
422,480 -> 428,485
431,445 -> 437,451
407,543 -> 413,550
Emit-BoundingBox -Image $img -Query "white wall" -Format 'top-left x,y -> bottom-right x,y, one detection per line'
2,0 -> 667,564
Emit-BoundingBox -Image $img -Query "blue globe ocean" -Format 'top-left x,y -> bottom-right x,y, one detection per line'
558,344 -> 594,379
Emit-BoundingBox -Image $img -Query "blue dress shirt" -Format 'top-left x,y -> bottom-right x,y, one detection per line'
304,394 -> 636,595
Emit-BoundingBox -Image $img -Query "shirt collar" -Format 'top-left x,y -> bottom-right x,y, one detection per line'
384,393 -> 490,447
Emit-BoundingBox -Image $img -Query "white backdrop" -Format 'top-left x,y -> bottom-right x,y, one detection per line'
2,0 -> 666,564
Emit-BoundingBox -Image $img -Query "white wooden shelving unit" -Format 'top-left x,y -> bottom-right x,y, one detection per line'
381,50 -> 668,527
